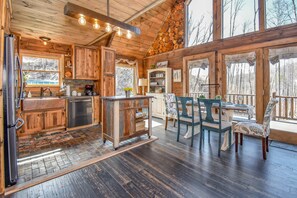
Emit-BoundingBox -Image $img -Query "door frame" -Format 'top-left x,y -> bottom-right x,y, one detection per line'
219,48 -> 264,123
183,52 -> 216,98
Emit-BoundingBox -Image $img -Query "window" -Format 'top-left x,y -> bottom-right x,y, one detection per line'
266,0 -> 297,28
186,0 -> 213,47
22,55 -> 60,86
188,59 -> 210,98
116,66 -> 135,96
222,0 -> 259,38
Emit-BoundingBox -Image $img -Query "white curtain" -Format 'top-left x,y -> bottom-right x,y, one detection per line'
115,58 -> 139,94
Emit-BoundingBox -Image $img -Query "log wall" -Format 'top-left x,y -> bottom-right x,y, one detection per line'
146,0 -> 185,56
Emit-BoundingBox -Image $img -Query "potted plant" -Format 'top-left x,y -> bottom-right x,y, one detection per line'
199,94 -> 206,99
123,87 -> 133,97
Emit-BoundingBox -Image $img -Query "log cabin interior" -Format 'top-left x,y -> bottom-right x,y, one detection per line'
1,0 -> 297,197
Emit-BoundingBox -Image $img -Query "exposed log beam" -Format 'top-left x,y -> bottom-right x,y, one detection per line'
87,0 -> 165,46
64,2 -> 141,35
106,31 -> 116,47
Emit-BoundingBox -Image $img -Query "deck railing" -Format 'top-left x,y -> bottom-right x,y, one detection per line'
189,92 -> 297,121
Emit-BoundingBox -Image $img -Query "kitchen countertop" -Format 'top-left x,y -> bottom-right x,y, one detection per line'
101,95 -> 153,101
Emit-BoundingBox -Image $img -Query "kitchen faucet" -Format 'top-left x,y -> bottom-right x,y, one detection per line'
40,87 -> 53,97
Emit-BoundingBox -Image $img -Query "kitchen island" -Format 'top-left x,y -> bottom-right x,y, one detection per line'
101,95 -> 153,149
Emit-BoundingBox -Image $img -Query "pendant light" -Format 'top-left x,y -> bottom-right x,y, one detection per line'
105,23 -> 112,32
126,30 -> 132,39
117,27 -> 123,36
78,14 -> 86,25
93,19 -> 100,30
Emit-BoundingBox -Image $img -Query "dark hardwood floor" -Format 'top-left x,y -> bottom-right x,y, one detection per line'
7,119 -> 297,198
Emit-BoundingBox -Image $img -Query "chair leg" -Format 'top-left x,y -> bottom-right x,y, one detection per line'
177,122 -> 180,142
218,133 -> 222,157
173,119 -> 176,127
262,138 -> 267,160
235,133 -> 238,153
208,130 -> 210,144
266,136 -> 269,152
165,117 -> 168,130
199,128 -> 203,150
240,133 -> 243,145
191,125 -> 194,147
186,125 -> 188,131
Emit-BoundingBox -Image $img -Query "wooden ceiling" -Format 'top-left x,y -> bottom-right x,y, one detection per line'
10,0 -> 175,59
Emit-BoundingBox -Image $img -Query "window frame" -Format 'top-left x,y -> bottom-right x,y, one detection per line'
115,63 -> 138,96
20,51 -> 63,87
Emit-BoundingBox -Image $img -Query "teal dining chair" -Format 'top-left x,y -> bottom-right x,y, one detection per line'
197,98 -> 232,157
175,96 -> 200,147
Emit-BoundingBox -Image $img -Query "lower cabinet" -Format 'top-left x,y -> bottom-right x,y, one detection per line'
93,96 -> 100,124
20,109 -> 66,136
146,93 -> 165,119
44,110 -> 66,129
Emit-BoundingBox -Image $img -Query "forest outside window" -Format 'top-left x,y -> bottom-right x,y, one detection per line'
186,0 -> 213,47
222,0 -> 259,38
22,55 -> 60,86
266,0 -> 297,29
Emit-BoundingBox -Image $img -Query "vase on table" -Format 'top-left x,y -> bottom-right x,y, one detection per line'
125,91 -> 131,97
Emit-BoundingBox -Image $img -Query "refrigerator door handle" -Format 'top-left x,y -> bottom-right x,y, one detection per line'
15,118 -> 24,130
16,56 -> 23,109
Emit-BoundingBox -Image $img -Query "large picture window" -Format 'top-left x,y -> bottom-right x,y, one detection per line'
22,55 -> 60,86
266,0 -> 297,28
222,0 -> 259,38
186,0 -> 213,47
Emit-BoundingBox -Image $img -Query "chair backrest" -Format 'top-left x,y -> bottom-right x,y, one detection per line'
198,98 -> 222,129
175,96 -> 194,121
263,98 -> 278,135
164,93 -> 177,117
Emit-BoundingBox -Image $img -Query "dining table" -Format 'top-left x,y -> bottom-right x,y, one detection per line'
172,101 -> 254,151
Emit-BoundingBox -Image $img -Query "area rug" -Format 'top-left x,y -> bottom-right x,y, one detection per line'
270,141 -> 297,152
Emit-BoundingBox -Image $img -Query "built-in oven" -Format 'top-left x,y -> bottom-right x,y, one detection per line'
68,97 -> 93,128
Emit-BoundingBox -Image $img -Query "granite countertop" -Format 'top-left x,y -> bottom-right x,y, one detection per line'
101,95 -> 153,101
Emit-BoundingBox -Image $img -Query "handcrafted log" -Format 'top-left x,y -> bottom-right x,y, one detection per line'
146,0 -> 185,56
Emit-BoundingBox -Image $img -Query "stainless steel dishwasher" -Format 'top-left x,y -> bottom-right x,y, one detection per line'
68,97 -> 93,128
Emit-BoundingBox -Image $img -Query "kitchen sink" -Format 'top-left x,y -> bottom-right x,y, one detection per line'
22,97 -> 66,111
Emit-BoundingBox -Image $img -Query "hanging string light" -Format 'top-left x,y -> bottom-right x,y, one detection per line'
105,23 -> 112,32
117,27 -> 123,36
93,19 -> 100,30
126,30 -> 132,39
78,14 -> 86,25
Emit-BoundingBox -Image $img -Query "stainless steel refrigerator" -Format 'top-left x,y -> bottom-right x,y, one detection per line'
3,34 -> 24,186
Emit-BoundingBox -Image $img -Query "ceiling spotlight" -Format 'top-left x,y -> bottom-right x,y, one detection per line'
78,14 -> 86,25
117,27 -> 123,36
105,23 -> 112,32
126,30 -> 132,39
93,19 -> 100,30
39,36 -> 51,46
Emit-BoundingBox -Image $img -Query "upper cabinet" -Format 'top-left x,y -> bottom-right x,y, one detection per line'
74,46 -> 99,80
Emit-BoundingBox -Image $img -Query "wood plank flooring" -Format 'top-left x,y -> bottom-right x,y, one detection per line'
7,119 -> 297,198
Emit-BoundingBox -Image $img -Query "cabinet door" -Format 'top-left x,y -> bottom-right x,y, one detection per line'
44,109 -> 66,129
103,75 -> 115,96
22,112 -> 44,134
102,47 -> 115,75
93,96 -> 100,124
75,47 -> 86,79
155,97 -> 163,116
86,48 -> 99,79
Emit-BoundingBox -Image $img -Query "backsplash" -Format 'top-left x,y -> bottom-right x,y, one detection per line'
63,79 -> 94,95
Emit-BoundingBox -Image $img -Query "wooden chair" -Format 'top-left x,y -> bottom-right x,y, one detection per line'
164,93 -> 177,130
233,99 -> 278,160
175,96 -> 200,147
197,98 -> 232,157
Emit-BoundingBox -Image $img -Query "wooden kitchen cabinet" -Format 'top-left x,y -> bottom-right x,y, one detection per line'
44,109 -> 66,129
75,46 -> 99,80
21,112 -> 44,134
93,96 -> 100,124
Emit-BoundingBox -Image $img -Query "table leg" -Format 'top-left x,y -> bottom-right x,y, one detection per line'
183,126 -> 200,139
